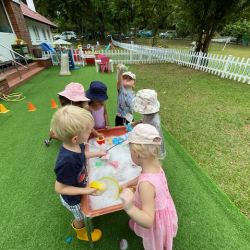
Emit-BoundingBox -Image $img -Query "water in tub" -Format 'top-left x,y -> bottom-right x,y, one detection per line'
87,133 -> 141,210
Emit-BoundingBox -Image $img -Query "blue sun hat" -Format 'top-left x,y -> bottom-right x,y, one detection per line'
86,81 -> 108,101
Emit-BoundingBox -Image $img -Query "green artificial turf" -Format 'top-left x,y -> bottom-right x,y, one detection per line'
0,65 -> 250,249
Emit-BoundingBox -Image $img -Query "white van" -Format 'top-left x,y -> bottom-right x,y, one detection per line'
54,31 -> 77,41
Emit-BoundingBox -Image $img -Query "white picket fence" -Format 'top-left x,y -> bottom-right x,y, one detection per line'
43,40 -> 250,84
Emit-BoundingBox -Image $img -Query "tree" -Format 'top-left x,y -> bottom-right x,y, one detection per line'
175,0 -> 250,53
224,19 -> 250,44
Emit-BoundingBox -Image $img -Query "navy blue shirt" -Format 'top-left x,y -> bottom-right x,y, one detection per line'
54,144 -> 88,205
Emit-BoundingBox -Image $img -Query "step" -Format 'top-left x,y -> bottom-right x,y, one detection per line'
8,66 -> 45,91
2,62 -> 39,82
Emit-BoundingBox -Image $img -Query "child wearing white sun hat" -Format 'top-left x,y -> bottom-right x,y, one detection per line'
132,89 -> 166,159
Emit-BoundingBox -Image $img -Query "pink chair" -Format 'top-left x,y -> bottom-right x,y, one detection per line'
96,54 -> 106,71
100,56 -> 110,73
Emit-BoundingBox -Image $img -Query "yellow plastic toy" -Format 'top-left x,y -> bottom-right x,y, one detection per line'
89,177 -> 121,199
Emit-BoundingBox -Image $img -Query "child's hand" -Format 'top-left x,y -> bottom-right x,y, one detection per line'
106,125 -> 111,130
85,187 -> 98,196
120,183 -> 129,190
96,132 -> 104,137
117,63 -> 124,74
98,148 -> 107,157
120,188 -> 134,211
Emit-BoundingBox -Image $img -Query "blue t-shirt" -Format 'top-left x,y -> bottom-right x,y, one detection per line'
116,86 -> 135,118
54,144 -> 88,205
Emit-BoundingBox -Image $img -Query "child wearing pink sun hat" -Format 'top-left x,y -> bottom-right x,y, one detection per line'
44,82 -> 90,146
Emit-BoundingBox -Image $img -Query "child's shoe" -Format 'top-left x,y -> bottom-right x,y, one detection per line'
44,140 -> 50,147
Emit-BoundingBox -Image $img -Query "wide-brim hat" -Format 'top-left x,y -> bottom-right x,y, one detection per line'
58,82 -> 90,102
86,81 -> 108,101
123,124 -> 161,145
122,71 -> 136,82
132,89 -> 160,114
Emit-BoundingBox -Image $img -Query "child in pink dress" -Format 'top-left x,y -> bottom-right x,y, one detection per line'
85,81 -> 110,137
120,124 -> 178,250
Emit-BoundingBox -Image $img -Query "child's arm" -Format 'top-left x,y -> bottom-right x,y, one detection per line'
130,120 -> 142,127
117,63 -> 124,91
55,181 -> 98,196
120,181 -> 155,228
49,130 -> 60,141
85,148 -> 106,158
104,103 -> 110,130
120,176 -> 139,190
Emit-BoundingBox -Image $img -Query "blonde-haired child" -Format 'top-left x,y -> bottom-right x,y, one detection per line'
120,124 -> 178,250
51,105 -> 106,242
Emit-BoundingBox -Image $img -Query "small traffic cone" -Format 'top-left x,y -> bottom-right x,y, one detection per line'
0,104 -> 9,113
51,99 -> 58,108
28,102 -> 36,111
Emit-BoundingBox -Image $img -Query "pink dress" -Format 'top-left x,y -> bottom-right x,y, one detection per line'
130,167 -> 178,250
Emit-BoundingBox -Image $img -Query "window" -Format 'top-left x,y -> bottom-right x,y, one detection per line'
46,30 -> 51,39
0,1 -> 12,33
42,28 -> 47,40
32,26 -> 40,40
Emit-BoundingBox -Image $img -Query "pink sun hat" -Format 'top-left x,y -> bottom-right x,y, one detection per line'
123,124 -> 162,145
58,82 -> 90,102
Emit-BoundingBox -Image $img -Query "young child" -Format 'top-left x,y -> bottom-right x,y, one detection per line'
132,89 -> 166,159
120,124 -> 178,250
85,81 -> 110,138
44,82 -> 90,146
115,64 -> 136,126
51,105 -> 106,242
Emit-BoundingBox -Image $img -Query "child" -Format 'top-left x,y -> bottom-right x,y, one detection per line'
51,105 -> 106,242
85,81 -> 110,138
120,124 -> 178,250
44,82 -> 90,146
115,64 -> 136,126
132,89 -> 166,159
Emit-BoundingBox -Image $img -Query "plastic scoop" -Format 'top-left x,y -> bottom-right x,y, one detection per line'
125,113 -> 133,123
89,180 -> 107,196
99,177 -> 122,200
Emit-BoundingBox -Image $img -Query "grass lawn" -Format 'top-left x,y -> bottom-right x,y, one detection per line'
0,64 -> 250,249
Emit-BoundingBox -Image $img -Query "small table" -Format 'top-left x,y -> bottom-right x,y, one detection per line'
95,59 -> 114,73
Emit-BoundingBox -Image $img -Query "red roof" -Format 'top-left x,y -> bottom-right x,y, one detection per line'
21,2 -> 58,28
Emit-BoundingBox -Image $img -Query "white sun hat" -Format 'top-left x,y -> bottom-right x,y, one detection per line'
132,89 -> 160,114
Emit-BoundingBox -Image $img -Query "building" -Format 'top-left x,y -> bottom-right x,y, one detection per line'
0,0 -> 58,63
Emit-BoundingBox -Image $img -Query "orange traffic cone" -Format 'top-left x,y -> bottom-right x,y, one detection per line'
51,99 -> 58,108
0,104 -> 9,113
28,102 -> 36,111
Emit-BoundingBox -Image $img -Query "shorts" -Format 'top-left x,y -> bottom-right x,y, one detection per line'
115,115 -> 131,126
60,195 -> 84,221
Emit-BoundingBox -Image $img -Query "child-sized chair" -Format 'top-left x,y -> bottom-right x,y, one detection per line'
100,56 -> 110,73
96,54 -> 106,71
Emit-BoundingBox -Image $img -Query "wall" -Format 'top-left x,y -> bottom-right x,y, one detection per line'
24,18 -> 53,45
3,0 -> 33,56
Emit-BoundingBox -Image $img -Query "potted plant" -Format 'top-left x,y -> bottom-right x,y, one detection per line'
15,39 -> 24,45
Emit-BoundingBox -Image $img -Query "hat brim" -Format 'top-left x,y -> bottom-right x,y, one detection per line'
58,91 -> 90,102
86,89 -> 108,101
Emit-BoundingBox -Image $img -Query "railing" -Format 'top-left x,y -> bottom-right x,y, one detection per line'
0,43 -> 29,80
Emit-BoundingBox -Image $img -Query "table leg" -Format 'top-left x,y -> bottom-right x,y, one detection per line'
95,61 -> 99,73
83,216 -> 94,248
110,61 -> 114,72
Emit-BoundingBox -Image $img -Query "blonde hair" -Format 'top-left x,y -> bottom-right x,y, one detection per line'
51,105 -> 94,142
130,143 -> 160,160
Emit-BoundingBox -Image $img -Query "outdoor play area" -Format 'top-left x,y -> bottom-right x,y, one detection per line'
1,52 -> 250,249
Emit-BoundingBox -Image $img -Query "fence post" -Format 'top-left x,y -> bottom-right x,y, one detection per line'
221,55 -> 232,78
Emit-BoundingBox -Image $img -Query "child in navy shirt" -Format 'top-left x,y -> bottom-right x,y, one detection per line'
51,105 -> 106,242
